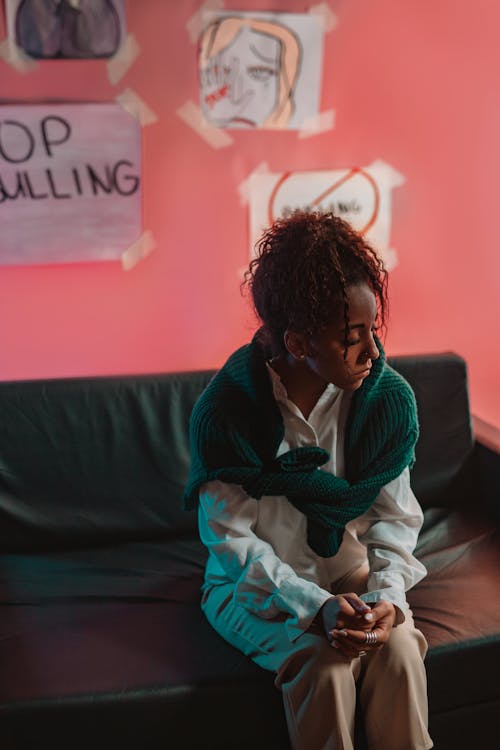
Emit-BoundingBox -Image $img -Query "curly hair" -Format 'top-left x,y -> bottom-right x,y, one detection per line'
242,211 -> 388,355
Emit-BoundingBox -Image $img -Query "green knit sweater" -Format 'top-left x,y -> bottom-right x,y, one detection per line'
184,333 -> 419,558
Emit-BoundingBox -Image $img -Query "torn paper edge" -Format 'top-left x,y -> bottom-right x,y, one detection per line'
308,2 -> 339,33
0,37 -> 38,73
369,159 -> 406,188
176,100 -> 234,149
186,0 -> 225,43
382,247 -> 398,272
115,87 -> 158,126
107,33 -> 141,86
298,109 -> 335,139
238,162 -> 270,206
121,230 -> 157,271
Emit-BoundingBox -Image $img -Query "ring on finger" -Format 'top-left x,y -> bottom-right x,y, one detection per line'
364,630 -> 378,646
358,650 -> 367,657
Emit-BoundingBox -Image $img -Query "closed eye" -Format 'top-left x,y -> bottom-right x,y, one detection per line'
247,65 -> 276,82
346,325 -> 379,346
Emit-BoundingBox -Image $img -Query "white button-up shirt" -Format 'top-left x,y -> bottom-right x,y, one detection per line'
198,364 -> 427,641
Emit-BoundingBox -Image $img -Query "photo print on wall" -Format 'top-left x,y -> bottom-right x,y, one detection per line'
5,0 -> 127,59
198,11 -> 324,130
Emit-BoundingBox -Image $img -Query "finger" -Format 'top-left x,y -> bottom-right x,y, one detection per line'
331,635 -> 367,659
341,594 -> 374,622
334,626 -> 389,647
335,611 -> 374,628
328,595 -> 371,631
215,53 -> 223,84
227,56 -> 239,85
329,640 -> 358,659
333,596 -> 356,620
371,600 -> 396,620
332,628 -> 367,645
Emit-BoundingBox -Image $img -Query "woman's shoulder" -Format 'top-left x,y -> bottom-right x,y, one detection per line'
380,361 -> 416,399
190,340 -> 257,429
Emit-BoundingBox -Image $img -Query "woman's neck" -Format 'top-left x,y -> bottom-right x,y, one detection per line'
269,354 -> 328,421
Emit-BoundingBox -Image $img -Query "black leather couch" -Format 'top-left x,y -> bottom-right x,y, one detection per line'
0,353 -> 499,749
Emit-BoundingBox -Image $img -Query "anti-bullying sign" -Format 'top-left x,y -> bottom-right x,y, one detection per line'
0,103 -> 141,266
248,161 -> 405,270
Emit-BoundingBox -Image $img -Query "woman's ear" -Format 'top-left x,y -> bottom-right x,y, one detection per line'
283,330 -> 309,360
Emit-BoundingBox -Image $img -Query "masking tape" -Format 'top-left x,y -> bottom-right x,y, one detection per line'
369,159 -> 406,188
0,37 -> 38,73
115,87 -> 158,126
107,33 -> 141,86
308,2 -> 338,33
237,162 -> 270,206
298,109 -> 335,139
121,230 -> 157,271
186,0 -> 225,43
177,100 -> 234,149
383,248 -> 398,272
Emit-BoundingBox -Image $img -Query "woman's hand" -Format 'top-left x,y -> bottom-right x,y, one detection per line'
330,600 -> 396,659
319,594 -> 374,642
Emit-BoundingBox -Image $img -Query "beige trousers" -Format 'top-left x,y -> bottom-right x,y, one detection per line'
202,569 -> 433,750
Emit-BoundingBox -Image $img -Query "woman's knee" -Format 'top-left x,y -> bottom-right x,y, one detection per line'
374,623 -> 428,679
277,634 -> 358,688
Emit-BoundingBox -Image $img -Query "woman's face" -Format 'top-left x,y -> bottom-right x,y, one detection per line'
302,283 -> 380,392
200,26 -> 281,128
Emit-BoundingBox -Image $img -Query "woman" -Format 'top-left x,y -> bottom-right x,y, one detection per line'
185,211 -> 433,750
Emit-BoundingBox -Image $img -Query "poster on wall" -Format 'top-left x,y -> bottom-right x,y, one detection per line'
198,11 -> 324,130
248,163 -> 405,270
0,103 -> 141,266
5,0 -> 127,59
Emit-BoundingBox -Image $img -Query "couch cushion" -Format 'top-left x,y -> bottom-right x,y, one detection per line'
1,506 -> 498,694
0,537 -> 206,604
410,507 -> 500,648
0,501 -> 499,749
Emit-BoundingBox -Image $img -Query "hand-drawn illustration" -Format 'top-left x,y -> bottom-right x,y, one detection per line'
198,12 -> 323,130
248,163 -> 406,270
6,0 -> 126,59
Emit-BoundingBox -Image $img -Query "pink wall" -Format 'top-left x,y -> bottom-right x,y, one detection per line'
1,0 -> 499,428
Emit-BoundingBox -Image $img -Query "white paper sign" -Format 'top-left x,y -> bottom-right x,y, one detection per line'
0,103 -> 141,266
248,162 -> 405,270
198,11 -> 324,130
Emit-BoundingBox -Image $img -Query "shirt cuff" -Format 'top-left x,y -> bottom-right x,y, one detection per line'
278,577 -> 333,642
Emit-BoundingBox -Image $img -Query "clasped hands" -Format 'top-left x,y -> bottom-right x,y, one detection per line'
319,594 -> 396,659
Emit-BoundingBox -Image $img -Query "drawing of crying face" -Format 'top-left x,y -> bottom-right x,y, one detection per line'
200,26 -> 281,128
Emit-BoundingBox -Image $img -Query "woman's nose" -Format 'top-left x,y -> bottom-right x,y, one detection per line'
362,337 -> 379,362
369,339 -> 380,360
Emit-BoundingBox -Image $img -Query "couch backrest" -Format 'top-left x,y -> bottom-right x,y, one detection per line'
390,353 -> 474,505
0,370 -> 213,551
0,353 -> 473,552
